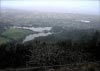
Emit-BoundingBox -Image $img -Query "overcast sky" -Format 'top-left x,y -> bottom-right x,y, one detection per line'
1,0 -> 100,15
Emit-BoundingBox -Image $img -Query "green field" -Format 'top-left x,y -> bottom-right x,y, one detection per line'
0,28 -> 33,44
0,37 -> 9,45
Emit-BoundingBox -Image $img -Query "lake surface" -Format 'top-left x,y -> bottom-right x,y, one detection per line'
12,26 -> 52,32
12,26 -> 52,42
80,20 -> 90,23
75,20 -> 91,23
23,32 -> 52,42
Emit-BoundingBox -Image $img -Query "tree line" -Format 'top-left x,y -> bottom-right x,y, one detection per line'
0,30 -> 100,69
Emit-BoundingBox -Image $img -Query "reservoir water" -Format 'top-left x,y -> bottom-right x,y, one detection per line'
23,32 -> 52,42
12,26 -> 52,42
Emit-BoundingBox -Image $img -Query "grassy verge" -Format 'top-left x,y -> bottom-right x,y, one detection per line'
0,37 -> 9,45
0,28 -> 33,45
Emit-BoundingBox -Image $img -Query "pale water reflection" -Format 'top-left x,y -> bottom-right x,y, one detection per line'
80,20 -> 90,23
12,26 -> 52,32
12,26 -> 52,42
23,32 -> 52,42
